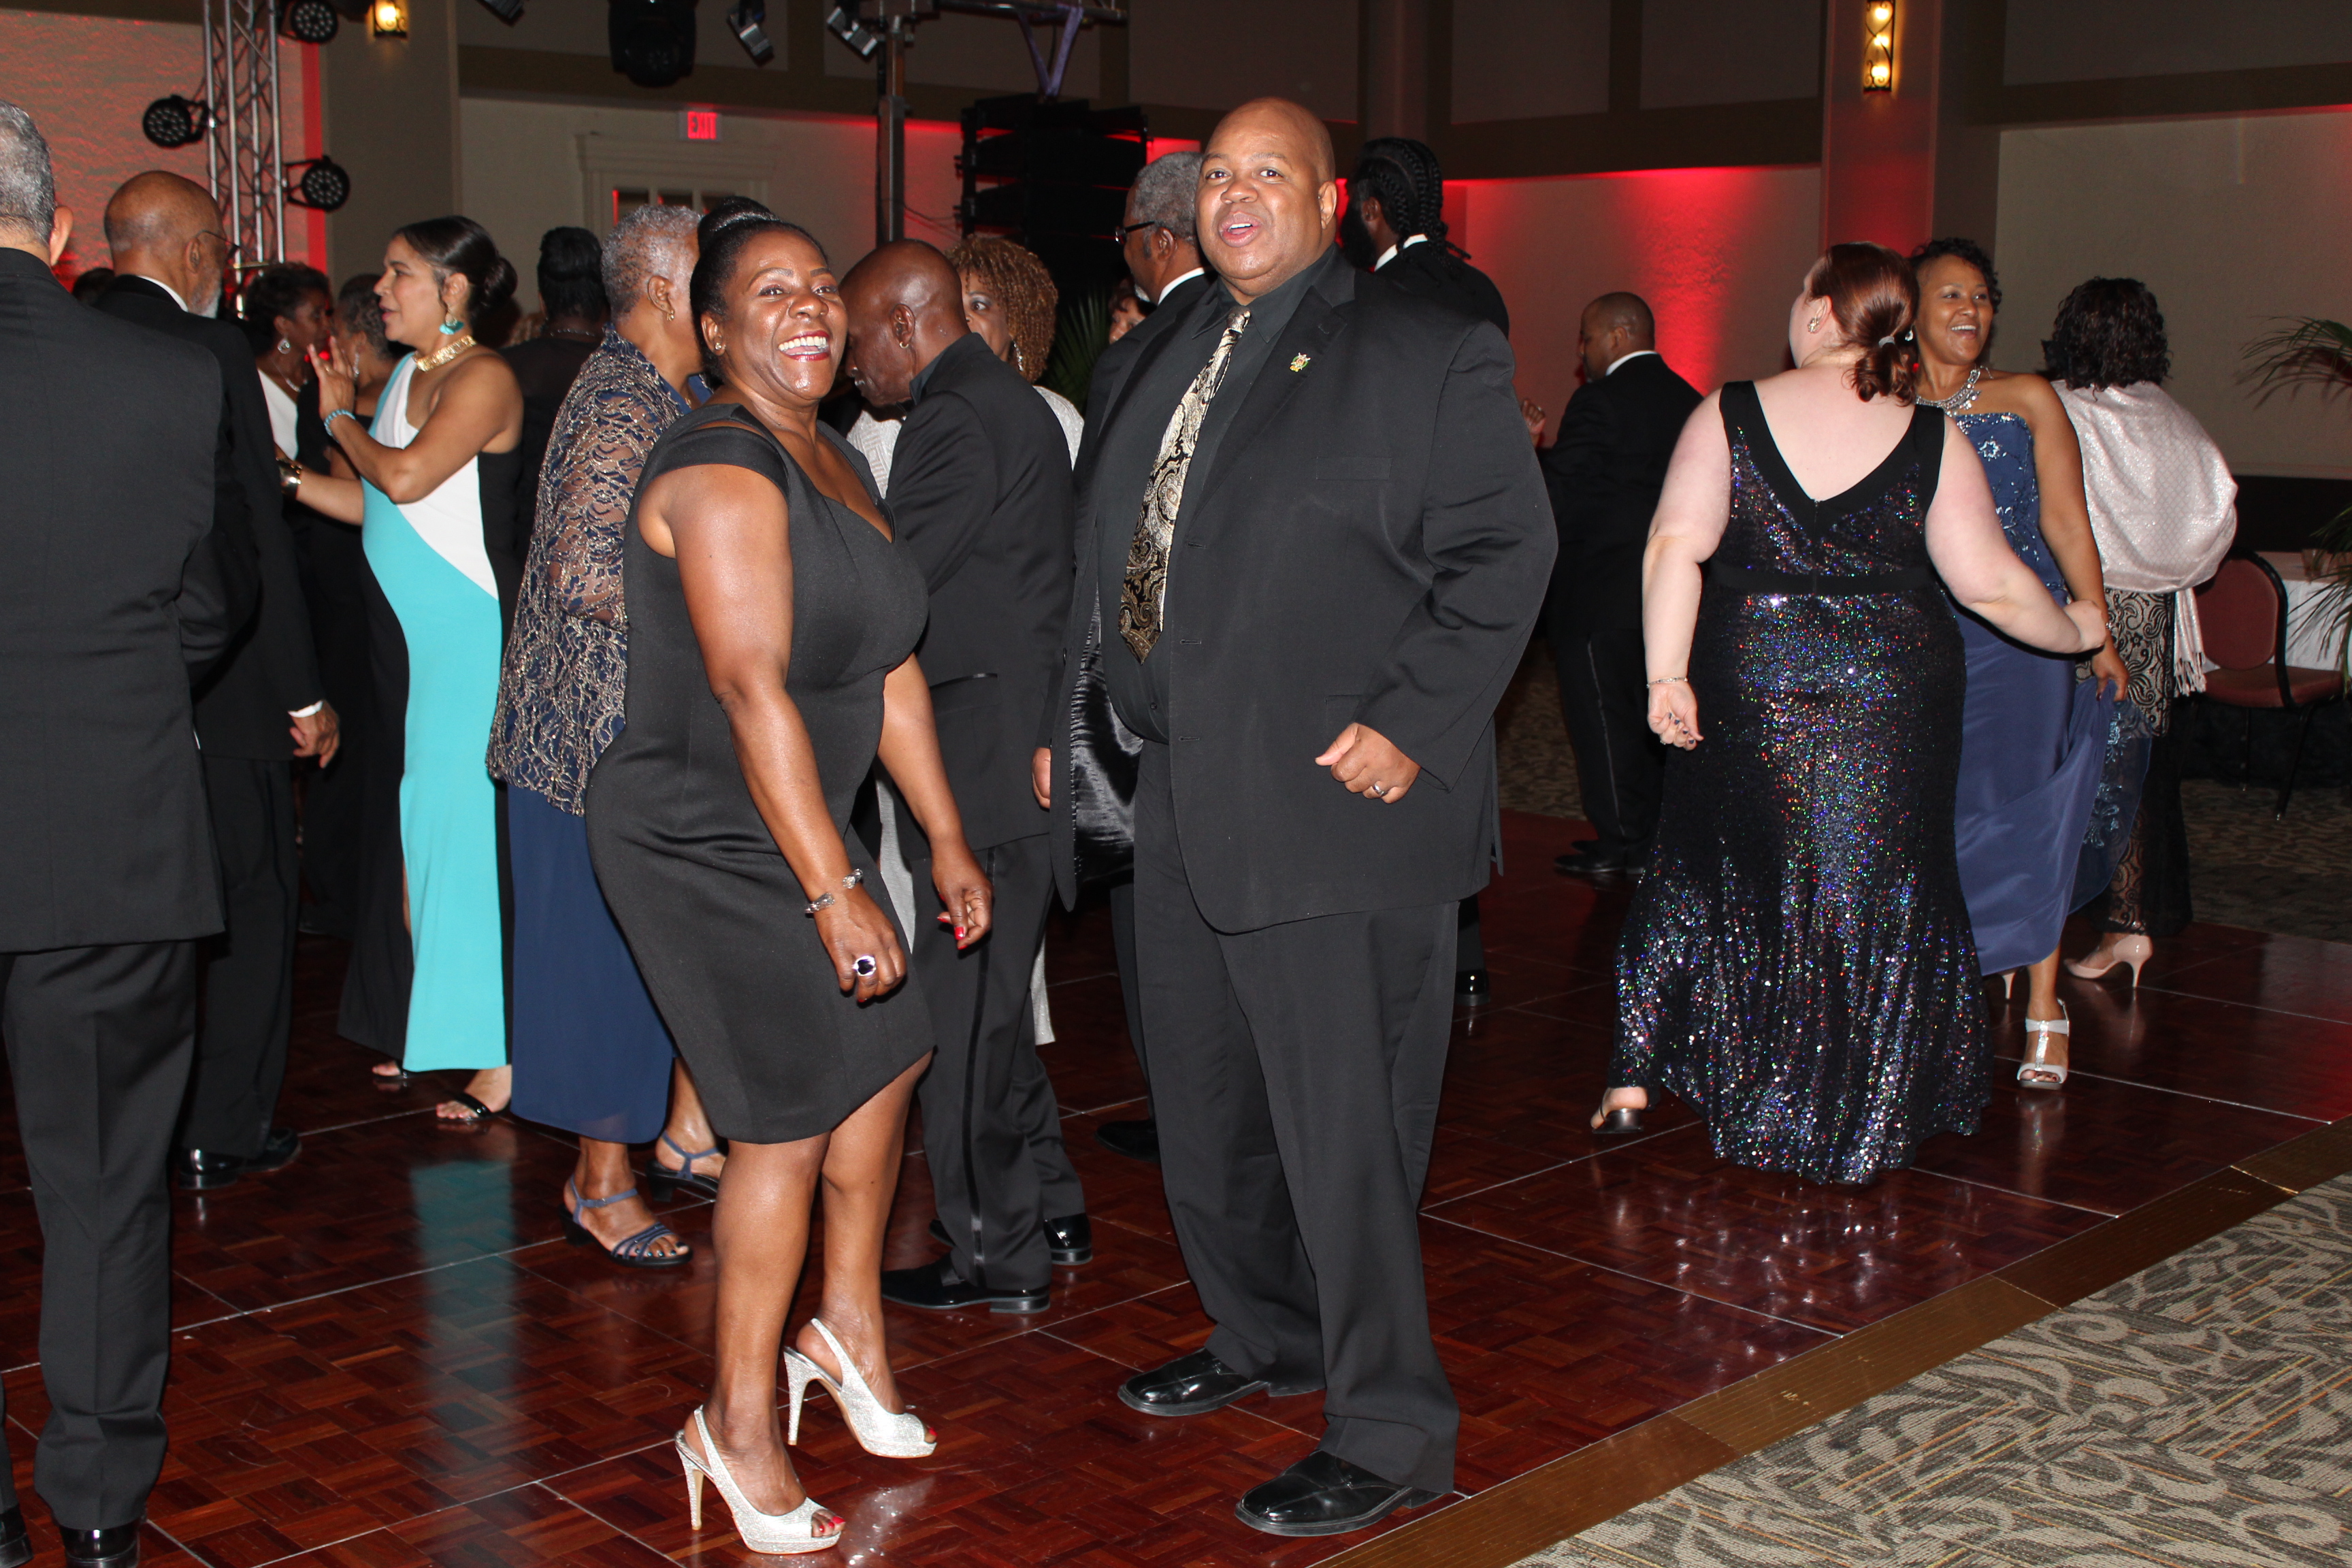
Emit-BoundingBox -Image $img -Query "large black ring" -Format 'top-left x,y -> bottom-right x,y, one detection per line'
853,955 -> 878,977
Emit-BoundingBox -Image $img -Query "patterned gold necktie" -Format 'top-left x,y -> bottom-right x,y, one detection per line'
1120,305 -> 1252,659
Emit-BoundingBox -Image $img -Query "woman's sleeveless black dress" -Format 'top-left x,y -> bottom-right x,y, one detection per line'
585,404 -> 933,1143
1612,382 -> 1987,1185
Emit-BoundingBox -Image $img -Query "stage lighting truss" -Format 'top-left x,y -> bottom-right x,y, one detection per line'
142,94 -> 212,148
201,0 -> 298,267
729,0 -> 775,64
285,155 -> 351,212
476,0 -> 526,20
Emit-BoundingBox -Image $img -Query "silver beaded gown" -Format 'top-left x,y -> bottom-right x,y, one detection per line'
1611,382 -> 1989,1185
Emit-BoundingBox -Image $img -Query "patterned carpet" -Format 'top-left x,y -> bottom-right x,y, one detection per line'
1495,640 -> 2352,942
1517,1174 -> 2352,1567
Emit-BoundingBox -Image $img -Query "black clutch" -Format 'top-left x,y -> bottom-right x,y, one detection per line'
1066,611 -> 1142,885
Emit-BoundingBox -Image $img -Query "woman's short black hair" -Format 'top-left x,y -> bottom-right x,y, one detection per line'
1908,236 -> 2001,312
237,262 -> 331,356
2043,276 -> 2170,389
689,197 -> 828,385
392,214 -> 518,325
536,225 -> 608,322
337,272 -> 389,357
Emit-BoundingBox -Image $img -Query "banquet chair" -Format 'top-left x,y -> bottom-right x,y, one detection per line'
2194,549 -> 2347,818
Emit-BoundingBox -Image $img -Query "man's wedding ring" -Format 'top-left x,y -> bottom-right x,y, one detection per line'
853,955 -> 878,977
1367,781 -> 1386,798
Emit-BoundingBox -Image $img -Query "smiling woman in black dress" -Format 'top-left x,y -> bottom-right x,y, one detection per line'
585,201 -> 994,1554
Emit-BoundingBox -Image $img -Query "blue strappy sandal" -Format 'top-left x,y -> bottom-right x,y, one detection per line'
562,1179 -> 691,1269
644,1132 -> 723,1202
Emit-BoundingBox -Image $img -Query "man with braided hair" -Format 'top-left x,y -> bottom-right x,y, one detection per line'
1345,135 -> 1509,336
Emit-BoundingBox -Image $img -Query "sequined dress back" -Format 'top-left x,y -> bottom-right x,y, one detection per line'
1612,382 -> 1988,1184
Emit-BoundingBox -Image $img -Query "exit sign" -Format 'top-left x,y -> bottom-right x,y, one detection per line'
681,108 -> 721,142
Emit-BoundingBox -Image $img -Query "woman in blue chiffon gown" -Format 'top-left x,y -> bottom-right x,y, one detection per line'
1590,245 -> 2108,1185
1908,239 -> 2127,1092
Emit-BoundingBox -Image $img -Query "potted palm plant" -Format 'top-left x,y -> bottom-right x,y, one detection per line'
2241,317 -> 2352,669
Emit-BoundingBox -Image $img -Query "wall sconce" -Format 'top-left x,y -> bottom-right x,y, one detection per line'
1863,0 -> 1895,92
371,0 -> 408,37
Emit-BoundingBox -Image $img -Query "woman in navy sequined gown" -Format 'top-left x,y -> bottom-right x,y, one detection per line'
1910,240 -> 2124,1092
1592,245 -> 2106,1185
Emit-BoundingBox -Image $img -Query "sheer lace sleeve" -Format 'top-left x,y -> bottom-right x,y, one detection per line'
538,371 -> 670,627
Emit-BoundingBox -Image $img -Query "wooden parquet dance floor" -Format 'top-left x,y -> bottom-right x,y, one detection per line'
4,811 -> 2349,1567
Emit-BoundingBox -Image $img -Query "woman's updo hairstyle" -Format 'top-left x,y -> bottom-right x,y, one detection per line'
393,214 -> 517,325
689,197 -> 829,385
1803,241 -> 1919,404
236,262 -> 331,357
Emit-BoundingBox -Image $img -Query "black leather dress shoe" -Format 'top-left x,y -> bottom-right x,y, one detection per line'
879,1257 -> 1049,1314
170,1147 -> 242,1191
61,1522 -> 141,1567
1236,1452 -> 1441,1537
1454,968 -> 1490,1006
248,1126 -> 301,1174
1118,1348 -> 1320,1418
1095,1118 -> 1160,1164
1043,1212 -> 1092,1264
0,1505 -> 30,1568
1554,843 -> 1631,877
924,1213 -> 1095,1266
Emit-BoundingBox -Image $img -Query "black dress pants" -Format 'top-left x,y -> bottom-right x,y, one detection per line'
1106,875 -> 1151,1101
902,829 -> 1082,1290
0,940 -> 197,1530
182,755 -> 297,1157
1551,615 -> 1663,858
1131,742 -> 1460,1494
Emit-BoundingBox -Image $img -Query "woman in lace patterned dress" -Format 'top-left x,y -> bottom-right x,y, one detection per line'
2044,280 -> 2237,986
1909,238 -> 2125,1090
486,205 -> 728,1266
1590,245 -> 2106,1184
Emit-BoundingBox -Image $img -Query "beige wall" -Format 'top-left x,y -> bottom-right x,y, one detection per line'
1996,112 -> 2352,479
1461,165 -> 1825,419
458,97 -> 968,313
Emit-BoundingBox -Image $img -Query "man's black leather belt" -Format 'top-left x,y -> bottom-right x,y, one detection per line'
1705,563 -> 1936,595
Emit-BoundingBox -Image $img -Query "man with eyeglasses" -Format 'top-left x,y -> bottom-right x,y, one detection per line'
97,172 -> 331,1199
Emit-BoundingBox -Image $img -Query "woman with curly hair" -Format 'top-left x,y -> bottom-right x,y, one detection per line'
946,234 -> 1083,461
2045,278 -> 2236,987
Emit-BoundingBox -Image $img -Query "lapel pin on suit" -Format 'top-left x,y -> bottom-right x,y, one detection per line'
1289,353 -> 1312,373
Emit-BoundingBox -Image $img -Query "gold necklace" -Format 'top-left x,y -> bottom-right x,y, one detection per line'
416,332 -> 476,372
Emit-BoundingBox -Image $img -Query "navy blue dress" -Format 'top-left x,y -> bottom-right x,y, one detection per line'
1613,383 -> 1987,1185
1948,411 -> 2114,977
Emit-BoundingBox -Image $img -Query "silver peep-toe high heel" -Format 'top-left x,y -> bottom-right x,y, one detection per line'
676,1406 -> 840,1555
783,1317 -> 937,1458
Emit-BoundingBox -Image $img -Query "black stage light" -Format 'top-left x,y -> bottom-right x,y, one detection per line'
826,3 -> 879,59
476,0 -> 525,20
728,0 -> 774,64
609,0 -> 698,88
285,156 -> 352,212
142,95 -> 209,149
279,0 -> 340,43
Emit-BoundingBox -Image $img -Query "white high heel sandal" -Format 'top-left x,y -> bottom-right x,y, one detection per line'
784,1317 -> 937,1458
2018,1003 -> 2070,1091
675,1406 -> 840,1556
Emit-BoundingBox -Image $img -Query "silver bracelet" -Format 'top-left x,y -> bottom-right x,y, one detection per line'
803,868 -> 864,916
1647,676 -> 1688,687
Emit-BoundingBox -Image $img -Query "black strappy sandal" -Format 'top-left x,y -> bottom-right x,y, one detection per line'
563,1179 -> 691,1269
644,1132 -> 723,1201
437,1090 -> 506,1125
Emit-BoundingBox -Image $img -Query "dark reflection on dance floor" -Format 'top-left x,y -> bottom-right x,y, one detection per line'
3,811 -> 2345,1566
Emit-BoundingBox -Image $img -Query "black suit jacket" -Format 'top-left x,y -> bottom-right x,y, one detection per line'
1539,353 -> 1703,630
97,274 -> 323,757
889,332 -> 1076,851
1080,271 -> 1215,453
1045,251 -> 1554,930
1375,240 -> 1510,338
0,248 -> 250,948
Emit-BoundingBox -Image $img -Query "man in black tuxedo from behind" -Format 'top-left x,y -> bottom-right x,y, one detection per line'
1046,148 -> 1211,1169
96,172 -> 332,1191
840,240 -> 1088,1314
0,103 -> 257,1568
1043,99 -> 1552,1535
1543,293 -> 1701,876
